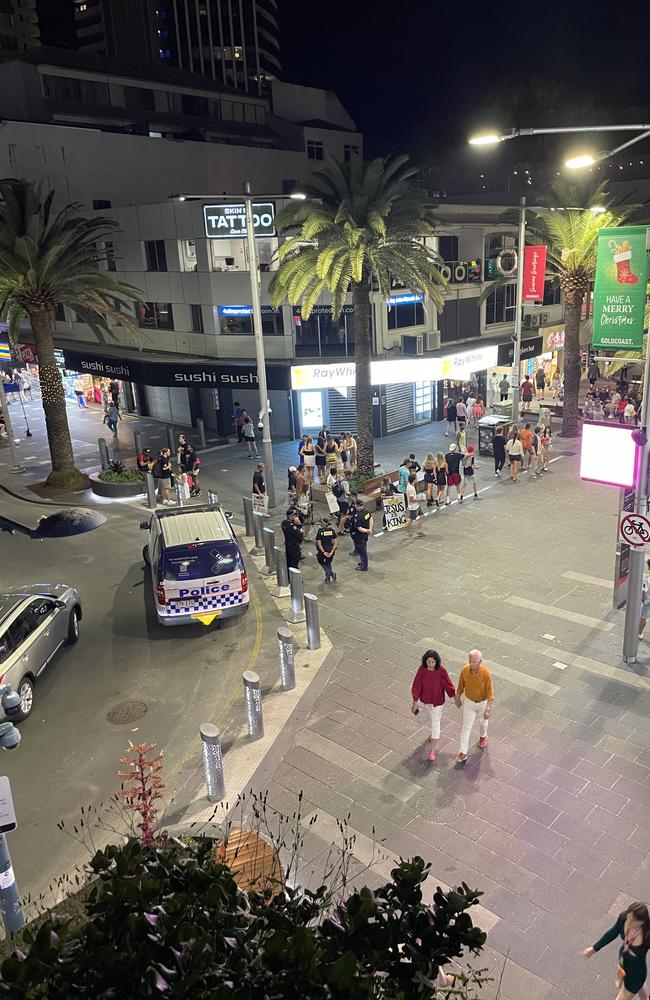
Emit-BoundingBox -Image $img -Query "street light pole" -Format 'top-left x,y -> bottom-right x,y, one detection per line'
511,196 -> 527,424
243,182 -> 277,509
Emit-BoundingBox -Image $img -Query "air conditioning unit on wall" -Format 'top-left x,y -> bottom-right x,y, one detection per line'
531,314 -> 541,327
402,334 -> 424,356
425,331 -> 440,351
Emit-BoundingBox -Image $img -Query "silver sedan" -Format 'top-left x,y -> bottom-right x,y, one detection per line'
0,585 -> 82,720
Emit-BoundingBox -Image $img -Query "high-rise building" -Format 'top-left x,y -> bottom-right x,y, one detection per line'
0,0 -> 39,60
73,0 -> 281,93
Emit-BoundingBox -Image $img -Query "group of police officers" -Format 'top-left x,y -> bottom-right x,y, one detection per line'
281,497 -> 373,583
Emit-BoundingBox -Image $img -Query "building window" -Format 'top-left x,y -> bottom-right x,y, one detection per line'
54,303 -> 66,322
179,239 -> 197,272
306,140 -> 324,161
92,199 -> 111,210
144,240 -> 167,272
344,144 -> 359,161
543,277 -> 561,306
124,86 -> 155,111
104,241 -> 116,272
387,300 -> 425,330
136,302 -> 174,330
485,283 -> 517,325
190,304 -> 204,333
218,306 -> 284,336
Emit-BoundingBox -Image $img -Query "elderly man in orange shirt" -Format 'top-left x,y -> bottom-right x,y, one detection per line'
455,649 -> 495,763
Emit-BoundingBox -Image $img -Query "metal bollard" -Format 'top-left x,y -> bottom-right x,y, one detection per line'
166,425 -> 175,453
304,593 -> 321,650
134,430 -> 143,459
200,723 -> 225,802
207,489 -> 219,507
0,833 -> 24,934
273,545 -> 290,598
196,417 -> 207,449
262,526 -> 275,575
145,471 -> 157,509
98,437 -> 110,470
242,496 -> 255,536
286,566 -> 306,623
243,670 -> 264,740
252,511 -> 265,555
277,627 -> 295,690
175,481 -> 186,507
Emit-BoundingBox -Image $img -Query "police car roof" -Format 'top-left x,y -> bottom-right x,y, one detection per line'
158,507 -> 232,547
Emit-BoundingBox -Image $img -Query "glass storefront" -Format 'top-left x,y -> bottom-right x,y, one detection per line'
293,305 -> 355,357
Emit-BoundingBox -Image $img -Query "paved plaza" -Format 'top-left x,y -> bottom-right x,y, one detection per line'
2,398 -> 650,998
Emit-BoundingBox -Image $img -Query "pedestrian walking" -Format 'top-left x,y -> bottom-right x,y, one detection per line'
405,473 -> 425,537
100,382 -> 109,411
456,426 -> 467,453
331,470 -> 351,534
282,509 -> 303,570
445,398 -> 457,436
535,366 -> 546,400
183,443 -> 201,496
109,378 -> 120,405
474,397 -> 485,422
350,498 -> 372,572
492,426 -> 507,477
456,398 -> 467,428
466,394 -> 477,427
422,452 -> 436,506
315,517 -> 338,584
105,399 -> 121,436
498,374 -> 510,401
233,401 -> 243,440
520,423 -> 534,470
242,416 -> 259,458
444,443 -> 463,504
460,444 -> 479,500
253,462 -> 266,497
520,375 -> 534,415
410,650 -> 456,762
73,377 -> 86,408
587,359 -> 601,389
435,451 -> 448,507
455,649 -> 494,763
583,902 -> 650,1000
488,373 -> 499,410
505,430 -> 523,481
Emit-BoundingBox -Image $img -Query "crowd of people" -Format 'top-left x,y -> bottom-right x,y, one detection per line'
136,432 -> 201,504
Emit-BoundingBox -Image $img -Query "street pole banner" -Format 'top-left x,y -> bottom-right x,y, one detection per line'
592,226 -> 648,350
383,495 -> 406,531
523,245 -> 547,302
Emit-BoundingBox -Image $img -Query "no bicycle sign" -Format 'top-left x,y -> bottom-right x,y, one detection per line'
619,512 -> 650,548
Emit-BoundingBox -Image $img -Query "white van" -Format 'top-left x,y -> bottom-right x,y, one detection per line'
141,506 -> 249,627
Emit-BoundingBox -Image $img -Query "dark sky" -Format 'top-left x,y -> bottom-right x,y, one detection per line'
278,0 -> 647,169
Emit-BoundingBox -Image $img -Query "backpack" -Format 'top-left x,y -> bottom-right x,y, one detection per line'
152,458 -> 163,479
332,480 -> 345,499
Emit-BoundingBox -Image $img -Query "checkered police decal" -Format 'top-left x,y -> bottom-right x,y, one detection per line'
166,590 -> 245,615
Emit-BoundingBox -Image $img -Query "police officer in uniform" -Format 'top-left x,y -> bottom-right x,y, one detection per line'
315,517 -> 338,584
350,498 -> 373,572
282,509 -> 304,570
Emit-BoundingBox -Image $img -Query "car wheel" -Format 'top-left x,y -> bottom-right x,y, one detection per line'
66,607 -> 80,645
143,545 -> 150,565
16,676 -> 34,720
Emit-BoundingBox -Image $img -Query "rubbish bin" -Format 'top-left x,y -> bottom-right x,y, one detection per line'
478,414 -> 510,456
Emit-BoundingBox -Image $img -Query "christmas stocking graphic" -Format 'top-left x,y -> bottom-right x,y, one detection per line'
609,238 -> 639,284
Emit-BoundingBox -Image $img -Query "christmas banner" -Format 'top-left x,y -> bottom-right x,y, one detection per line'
592,226 -> 648,351
522,245 -> 547,302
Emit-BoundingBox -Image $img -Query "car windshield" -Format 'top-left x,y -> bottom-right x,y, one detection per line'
162,542 -> 241,583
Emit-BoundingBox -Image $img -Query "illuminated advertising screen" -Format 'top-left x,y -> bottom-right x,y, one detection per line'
580,422 -> 639,488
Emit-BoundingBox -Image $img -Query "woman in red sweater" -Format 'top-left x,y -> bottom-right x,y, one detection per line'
411,650 -> 456,762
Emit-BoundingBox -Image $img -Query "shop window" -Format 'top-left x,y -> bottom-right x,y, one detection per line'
485,283 -> 517,325
190,304 -> 204,333
344,144 -> 359,161
543,278 -> 561,306
54,303 -> 66,322
144,240 -> 168,272
136,301 -> 174,330
387,301 -> 425,330
306,140 -> 324,161
179,239 -> 197,272
438,235 -> 459,263
210,241 -> 243,271
218,306 -> 283,336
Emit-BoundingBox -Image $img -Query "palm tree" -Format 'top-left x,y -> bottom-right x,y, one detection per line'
270,156 -> 447,477
0,178 -> 140,488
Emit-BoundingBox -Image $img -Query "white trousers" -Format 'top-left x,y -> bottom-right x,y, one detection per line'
426,703 -> 444,739
460,699 -> 488,754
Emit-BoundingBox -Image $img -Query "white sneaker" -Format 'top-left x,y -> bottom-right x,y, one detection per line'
445,498 -> 451,506
639,634 -> 644,641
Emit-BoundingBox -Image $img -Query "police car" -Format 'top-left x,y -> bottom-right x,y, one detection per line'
141,506 -> 249,627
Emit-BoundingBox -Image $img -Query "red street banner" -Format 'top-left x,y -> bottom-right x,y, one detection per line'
523,245 -> 547,302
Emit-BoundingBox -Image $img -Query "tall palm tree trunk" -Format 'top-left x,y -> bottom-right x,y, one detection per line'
561,298 -> 583,437
352,278 -> 374,478
29,308 -> 85,489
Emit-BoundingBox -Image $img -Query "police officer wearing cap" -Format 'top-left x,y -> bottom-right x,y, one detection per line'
282,508 -> 303,570
350,498 -> 373,572
315,517 -> 338,584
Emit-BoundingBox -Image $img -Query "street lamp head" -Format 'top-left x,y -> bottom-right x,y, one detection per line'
289,192 -> 307,200
590,205 -> 606,214
468,133 -> 503,146
565,154 -> 596,169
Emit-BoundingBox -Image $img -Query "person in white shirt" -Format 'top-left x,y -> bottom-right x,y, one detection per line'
465,395 -> 477,427
488,373 -> 499,410
405,474 -> 425,538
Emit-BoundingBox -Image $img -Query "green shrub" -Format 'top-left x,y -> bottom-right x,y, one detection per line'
98,469 -> 144,484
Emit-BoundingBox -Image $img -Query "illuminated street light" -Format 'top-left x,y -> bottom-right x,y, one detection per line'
468,133 -> 503,146
565,154 -> 597,169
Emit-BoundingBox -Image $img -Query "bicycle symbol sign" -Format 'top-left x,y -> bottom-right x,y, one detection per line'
619,512 -> 650,548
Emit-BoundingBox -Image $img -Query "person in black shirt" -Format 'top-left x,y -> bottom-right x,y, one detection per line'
446,400 -> 457,436
408,453 -> 421,473
444,444 -> 463,505
183,444 -> 201,496
282,510 -> 303,570
253,462 -> 266,496
350,498 -> 373,572
315,518 -> 338,583
492,427 -> 506,478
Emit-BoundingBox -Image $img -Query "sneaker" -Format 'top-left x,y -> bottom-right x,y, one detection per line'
532,473 -> 537,479
494,472 -> 499,477
639,634 -> 644,641
445,498 -> 451,506
356,566 -> 368,572
459,495 -> 464,503
331,572 -> 337,582
324,577 -> 330,585
479,736 -> 488,749
456,752 -> 467,764
427,750 -> 436,762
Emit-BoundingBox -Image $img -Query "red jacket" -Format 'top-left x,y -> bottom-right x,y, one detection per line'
411,665 -> 456,707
